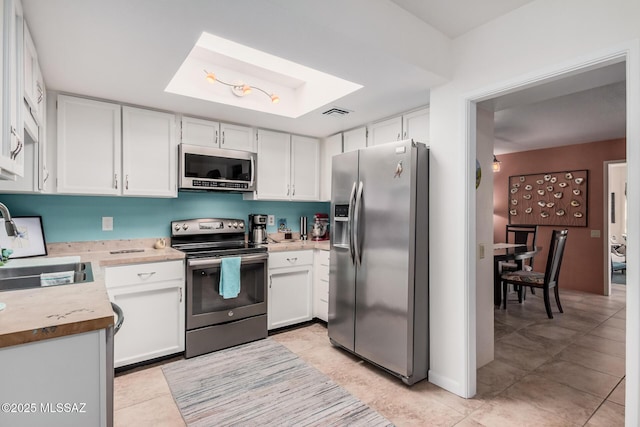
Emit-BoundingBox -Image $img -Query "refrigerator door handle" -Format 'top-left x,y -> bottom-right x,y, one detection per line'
348,181 -> 357,264
353,181 -> 364,267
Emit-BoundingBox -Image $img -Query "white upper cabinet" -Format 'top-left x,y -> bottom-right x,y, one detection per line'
57,95 -> 121,195
23,21 -> 43,125
402,107 -> 430,142
57,96 -> 178,197
181,116 -> 254,152
256,129 -> 290,200
220,122 -> 254,152
290,135 -> 319,201
255,129 -> 319,201
369,116 -> 402,146
342,126 -> 366,153
122,106 -> 177,197
0,0 -> 25,179
319,133 -> 342,201
181,116 -> 219,147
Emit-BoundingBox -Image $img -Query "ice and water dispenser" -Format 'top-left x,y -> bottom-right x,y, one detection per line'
333,204 -> 350,248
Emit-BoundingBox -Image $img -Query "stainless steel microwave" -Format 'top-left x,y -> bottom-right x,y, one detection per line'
178,144 -> 256,192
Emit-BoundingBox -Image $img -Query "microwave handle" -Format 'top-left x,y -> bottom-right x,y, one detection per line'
250,156 -> 255,189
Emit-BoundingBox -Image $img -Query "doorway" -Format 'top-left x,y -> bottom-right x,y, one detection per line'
607,161 -> 627,294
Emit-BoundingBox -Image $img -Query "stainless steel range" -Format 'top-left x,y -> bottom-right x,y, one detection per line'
171,218 -> 268,358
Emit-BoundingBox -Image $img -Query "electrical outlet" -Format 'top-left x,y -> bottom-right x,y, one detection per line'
590,229 -> 601,238
102,216 -> 113,231
268,215 -> 275,226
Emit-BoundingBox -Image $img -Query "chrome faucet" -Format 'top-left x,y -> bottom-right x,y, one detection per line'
0,203 -> 18,236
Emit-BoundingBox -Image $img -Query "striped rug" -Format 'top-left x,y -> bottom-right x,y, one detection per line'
162,338 -> 393,427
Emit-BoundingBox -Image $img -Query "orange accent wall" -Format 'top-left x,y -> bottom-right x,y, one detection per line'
493,138 -> 626,295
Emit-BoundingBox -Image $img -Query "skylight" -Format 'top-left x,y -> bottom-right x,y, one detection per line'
165,32 -> 363,118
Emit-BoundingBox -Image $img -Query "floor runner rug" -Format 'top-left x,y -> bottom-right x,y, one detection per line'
162,338 -> 394,427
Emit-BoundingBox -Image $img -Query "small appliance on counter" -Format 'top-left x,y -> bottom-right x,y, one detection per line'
311,213 -> 329,241
248,214 -> 268,245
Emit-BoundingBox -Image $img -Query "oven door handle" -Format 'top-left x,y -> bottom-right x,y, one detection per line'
187,253 -> 268,267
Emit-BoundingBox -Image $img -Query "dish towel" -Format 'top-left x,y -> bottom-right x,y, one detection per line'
219,257 -> 241,299
40,271 -> 75,287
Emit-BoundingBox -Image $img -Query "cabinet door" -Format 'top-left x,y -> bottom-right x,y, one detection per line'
0,0 -> 24,179
110,280 -> 185,368
403,107 -> 430,142
291,134 -> 319,201
256,129 -> 290,200
369,116 -> 402,146
181,116 -> 219,147
220,122 -> 254,152
342,126 -> 366,153
23,22 -> 37,110
320,133 -> 342,201
57,95 -> 121,195
122,106 -> 177,197
268,266 -> 313,329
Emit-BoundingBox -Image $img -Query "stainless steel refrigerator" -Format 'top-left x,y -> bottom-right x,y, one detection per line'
328,139 -> 429,385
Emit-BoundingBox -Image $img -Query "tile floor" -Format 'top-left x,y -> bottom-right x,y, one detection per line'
114,284 -> 626,426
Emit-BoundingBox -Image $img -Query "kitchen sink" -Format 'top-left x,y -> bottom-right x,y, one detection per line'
0,262 -> 94,291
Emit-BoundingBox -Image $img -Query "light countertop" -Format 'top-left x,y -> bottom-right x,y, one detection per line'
0,236 -> 331,349
0,238 -> 185,349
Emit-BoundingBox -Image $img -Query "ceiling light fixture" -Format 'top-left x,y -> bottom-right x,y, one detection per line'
204,70 -> 279,104
492,155 -> 501,173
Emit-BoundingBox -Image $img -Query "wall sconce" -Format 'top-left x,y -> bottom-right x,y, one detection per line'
204,70 -> 280,104
492,155 -> 501,172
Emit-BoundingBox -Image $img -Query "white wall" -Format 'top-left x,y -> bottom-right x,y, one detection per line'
427,2 -> 640,421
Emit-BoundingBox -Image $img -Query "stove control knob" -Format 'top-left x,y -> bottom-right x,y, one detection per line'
232,222 -> 238,229
182,224 -> 189,230
238,222 -> 244,229
174,224 -> 181,232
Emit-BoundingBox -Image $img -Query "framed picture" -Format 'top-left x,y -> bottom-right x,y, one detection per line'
508,169 -> 588,227
0,216 -> 48,258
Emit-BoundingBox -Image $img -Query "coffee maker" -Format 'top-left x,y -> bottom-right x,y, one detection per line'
248,214 -> 268,245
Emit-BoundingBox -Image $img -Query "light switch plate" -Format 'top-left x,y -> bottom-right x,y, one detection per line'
590,229 -> 601,238
268,215 -> 275,226
102,216 -> 113,231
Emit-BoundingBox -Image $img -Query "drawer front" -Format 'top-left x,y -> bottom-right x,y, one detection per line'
318,277 -> 329,303
105,260 -> 184,288
269,250 -> 314,269
318,249 -> 330,265
317,264 -> 329,280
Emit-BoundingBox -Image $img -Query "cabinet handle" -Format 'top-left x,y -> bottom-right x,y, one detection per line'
43,167 -> 50,183
403,131 -> 407,139
292,185 -> 295,196
179,288 -> 183,303
10,127 -> 22,160
114,173 -> 118,189
222,131 -> 225,145
287,185 -> 290,196
215,129 -> 219,145
125,174 -> 129,190
137,272 -> 156,280
286,257 -> 298,263
269,275 -> 272,288
397,133 -> 401,140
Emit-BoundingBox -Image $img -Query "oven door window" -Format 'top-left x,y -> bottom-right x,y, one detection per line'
184,153 -> 252,182
191,261 -> 265,315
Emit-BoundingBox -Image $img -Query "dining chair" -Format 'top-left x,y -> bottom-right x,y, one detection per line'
501,229 -> 569,319
503,224 -> 538,300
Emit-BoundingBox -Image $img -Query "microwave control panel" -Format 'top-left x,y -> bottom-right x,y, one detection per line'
192,180 -> 249,189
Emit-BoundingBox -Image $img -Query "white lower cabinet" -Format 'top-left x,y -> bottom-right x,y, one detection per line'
313,249 -> 329,321
0,330 -> 109,427
268,250 -> 313,330
105,260 -> 185,368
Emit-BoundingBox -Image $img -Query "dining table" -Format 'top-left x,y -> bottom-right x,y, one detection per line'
493,243 -> 541,306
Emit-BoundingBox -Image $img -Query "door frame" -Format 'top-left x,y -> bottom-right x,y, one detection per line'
464,40 -> 639,422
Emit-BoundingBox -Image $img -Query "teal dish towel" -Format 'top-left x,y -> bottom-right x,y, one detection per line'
219,257 -> 241,299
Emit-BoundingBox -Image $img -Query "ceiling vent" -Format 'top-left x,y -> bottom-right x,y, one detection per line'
322,107 -> 352,116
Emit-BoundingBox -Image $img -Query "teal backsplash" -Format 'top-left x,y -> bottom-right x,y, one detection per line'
0,192 -> 329,243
